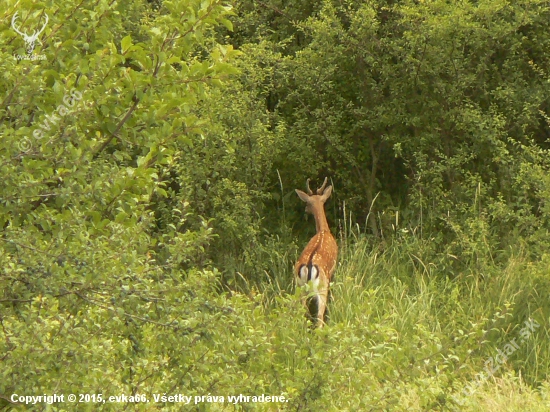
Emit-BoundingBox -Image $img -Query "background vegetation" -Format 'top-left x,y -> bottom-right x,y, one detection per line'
1,0 -> 550,410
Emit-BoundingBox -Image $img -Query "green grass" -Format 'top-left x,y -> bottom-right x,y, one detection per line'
234,230 -> 550,411
3,227 -> 548,411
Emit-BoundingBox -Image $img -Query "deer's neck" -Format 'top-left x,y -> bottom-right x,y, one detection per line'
312,204 -> 330,233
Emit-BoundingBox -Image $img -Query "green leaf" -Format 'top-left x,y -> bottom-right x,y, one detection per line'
121,35 -> 132,54
220,18 -> 233,31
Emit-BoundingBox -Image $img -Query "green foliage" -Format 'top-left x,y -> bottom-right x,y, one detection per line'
2,0 -> 550,410
243,0 -> 550,250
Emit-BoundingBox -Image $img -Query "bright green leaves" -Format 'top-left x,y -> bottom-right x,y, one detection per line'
0,0 -> 239,402
120,35 -> 133,54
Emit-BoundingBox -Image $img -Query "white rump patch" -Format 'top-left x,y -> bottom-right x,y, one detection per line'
310,264 -> 319,280
299,265 -> 308,285
297,263 -> 321,289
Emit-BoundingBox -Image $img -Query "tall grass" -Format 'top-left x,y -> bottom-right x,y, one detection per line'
209,184 -> 550,410
235,221 -> 550,410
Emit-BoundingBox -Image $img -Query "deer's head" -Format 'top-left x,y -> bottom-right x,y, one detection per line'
295,177 -> 333,215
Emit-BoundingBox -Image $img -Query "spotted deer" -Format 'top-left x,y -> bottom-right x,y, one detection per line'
295,177 -> 338,327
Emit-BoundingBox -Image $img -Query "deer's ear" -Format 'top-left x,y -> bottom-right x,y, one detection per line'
295,189 -> 310,203
320,185 -> 333,201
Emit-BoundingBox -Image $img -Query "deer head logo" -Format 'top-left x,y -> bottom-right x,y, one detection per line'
11,11 -> 49,55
